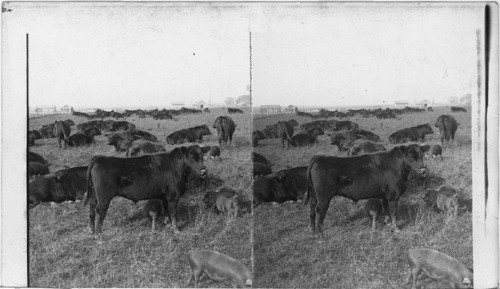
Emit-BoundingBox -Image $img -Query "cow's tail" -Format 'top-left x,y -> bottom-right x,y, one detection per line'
83,156 -> 99,206
303,156 -> 317,205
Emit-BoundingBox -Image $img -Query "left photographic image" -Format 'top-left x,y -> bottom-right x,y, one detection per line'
4,3 -> 252,287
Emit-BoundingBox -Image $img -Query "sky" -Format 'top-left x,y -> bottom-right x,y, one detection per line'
3,3 -> 485,109
251,4 -> 484,107
3,3 -> 250,109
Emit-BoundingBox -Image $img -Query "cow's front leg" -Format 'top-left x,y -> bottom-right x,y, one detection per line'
167,191 -> 181,233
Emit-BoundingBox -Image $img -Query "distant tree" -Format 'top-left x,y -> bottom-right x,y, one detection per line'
225,97 -> 236,105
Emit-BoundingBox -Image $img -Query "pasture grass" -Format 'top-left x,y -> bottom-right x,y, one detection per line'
28,108 -> 252,287
253,106 -> 473,288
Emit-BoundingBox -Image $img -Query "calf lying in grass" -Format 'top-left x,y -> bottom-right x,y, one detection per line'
203,188 -> 239,217
406,248 -> 473,289
187,250 -> 252,288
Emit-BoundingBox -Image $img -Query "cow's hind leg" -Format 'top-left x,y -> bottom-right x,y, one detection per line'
95,199 -> 112,234
315,195 -> 333,235
88,198 -> 97,234
309,196 -> 317,234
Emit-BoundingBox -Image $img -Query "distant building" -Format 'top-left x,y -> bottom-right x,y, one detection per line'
192,101 -> 207,109
394,100 -> 409,109
172,102 -> 185,109
284,105 -> 297,113
260,105 -> 281,114
60,105 -> 72,113
416,99 -> 431,109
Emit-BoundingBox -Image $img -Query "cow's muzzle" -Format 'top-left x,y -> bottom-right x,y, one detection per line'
419,167 -> 428,178
200,168 -> 208,177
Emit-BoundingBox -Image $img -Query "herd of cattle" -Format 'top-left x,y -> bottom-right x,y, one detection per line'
252,106 -> 472,288
28,105 -> 471,288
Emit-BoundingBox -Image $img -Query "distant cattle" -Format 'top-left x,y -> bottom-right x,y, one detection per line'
450,106 -> 467,112
28,162 -> 50,179
84,145 -> 209,234
130,130 -> 158,142
106,120 -> 136,132
203,108 -> 210,113
227,108 -> 244,114
290,128 -> 324,147
355,129 -> 381,142
332,120 -> 359,132
28,166 -> 87,208
277,121 -> 294,149
187,250 -> 252,288
253,152 -> 272,167
253,166 -> 307,207
427,107 -> 434,112
53,120 -> 71,149
300,120 -> 336,131
76,120 -> 107,132
28,151 -> 49,166
67,127 -> 102,147
202,188 -> 238,217
72,111 -> 90,118
126,140 -> 166,157
435,115 -> 458,145
252,130 -> 266,147
106,132 -> 136,152
212,116 -> 236,146
40,124 -> 55,138
166,125 -> 212,145
253,162 -> 272,177
348,139 -> 386,156
389,124 -> 434,144
28,130 -> 42,146
295,109 -> 314,118
143,199 -> 164,231
306,144 -> 430,234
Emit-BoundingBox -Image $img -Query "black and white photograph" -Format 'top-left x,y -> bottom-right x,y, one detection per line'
1,2 -> 498,289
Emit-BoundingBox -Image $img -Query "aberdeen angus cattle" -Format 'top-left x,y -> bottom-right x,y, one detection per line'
277,121 -> 294,149
203,108 -> 210,113
40,124 -> 55,138
212,116 -> 236,146
253,152 -> 272,167
305,144 -> 430,234
107,120 -> 136,132
28,166 -> 87,208
252,130 -> 266,147
126,140 -> 166,157
427,144 -> 443,159
106,132 -> 136,152
72,110 -> 90,118
427,107 -> 434,112
355,129 -> 381,142
63,119 -> 76,126
329,132 -> 362,152
290,128 -> 325,147
262,125 -> 278,139
295,108 -> 314,119
84,145 -> 209,234
67,127 -> 102,147
166,125 -> 212,145
253,162 -> 272,177
28,162 -> 50,179
53,121 -> 71,149
435,115 -> 458,145
450,106 -> 467,112
332,120 -> 359,132
389,124 -> 434,144
28,130 -> 42,146
28,151 -> 49,166
348,139 -> 386,156
253,166 -> 307,207
227,107 -> 244,114
205,146 -> 221,160
130,130 -> 158,142
76,120 -> 107,132
300,120 -> 336,131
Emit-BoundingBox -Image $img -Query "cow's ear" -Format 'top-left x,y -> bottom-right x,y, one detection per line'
397,145 -> 407,155
202,146 -> 211,153
421,145 -> 431,152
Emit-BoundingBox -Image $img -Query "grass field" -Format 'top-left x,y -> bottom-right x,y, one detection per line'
28,108 -> 253,287
253,106 -> 473,288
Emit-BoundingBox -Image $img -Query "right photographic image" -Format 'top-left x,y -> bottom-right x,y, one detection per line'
251,3 -> 491,288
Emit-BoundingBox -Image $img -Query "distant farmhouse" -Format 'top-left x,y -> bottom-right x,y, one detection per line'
171,102 -> 185,109
284,105 -> 297,113
416,99 -> 431,109
192,101 -> 207,109
260,105 -> 281,115
394,100 -> 409,109
30,105 -> 73,117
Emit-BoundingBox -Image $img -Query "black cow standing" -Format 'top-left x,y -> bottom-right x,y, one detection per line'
435,115 -> 458,145
277,121 -> 294,149
84,145 -> 210,234
53,121 -> 71,149
213,116 -> 236,146
305,144 -> 430,234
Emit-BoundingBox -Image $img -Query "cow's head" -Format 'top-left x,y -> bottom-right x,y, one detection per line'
421,124 -> 434,134
287,119 -> 299,127
213,117 -> 222,129
200,124 -> 212,136
87,127 -> 102,137
184,145 -> 208,179
398,144 -> 430,177
435,115 -> 444,128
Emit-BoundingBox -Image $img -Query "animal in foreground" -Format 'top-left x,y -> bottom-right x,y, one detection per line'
423,186 -> 459,217
143,199 -> 164,231
202,188 -> 238,217
253,162 -> 272,177
406,248 -> 473,289
28,162 -> 50,179
187,250 -> 252,288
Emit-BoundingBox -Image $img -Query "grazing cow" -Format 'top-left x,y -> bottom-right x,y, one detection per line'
406,248 -> 473,289
427,144 -> 443,159
253,162 -> 272,177
348,139 -> 386,156
67,127 -> 102,147
435,115 -> 458,145
275,165 -> 308,199
450,106 -> 467,112
28,166 -> 87,208
252,152 -> 272,167
227,107 -> 244,114
166,125 -> 212,145
130,130 -> 158,142
203,108 -> 210,113
143,199 -> 164,231
53,121 -> 71,149
28,162 -> 50,179
252,130 -> 266,147
202,188 -> 238,217
355,129 -> 381,142
40,124 -> 55,138
305,144 -> 430,234
28,130 -> 42,146
205,146 -> 221,160
363,199 -> 387,230
277,121 -> 294,149
28,151 -> 49,166
84,145 -> 208,234
389,124 -> 434,144
126,140 -> 166,157
187,250 -> 252,288
106,132 -> 136,152
213,116 -> 237,146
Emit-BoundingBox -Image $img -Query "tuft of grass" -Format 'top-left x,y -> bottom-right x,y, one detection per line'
253,106 -> 472,288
